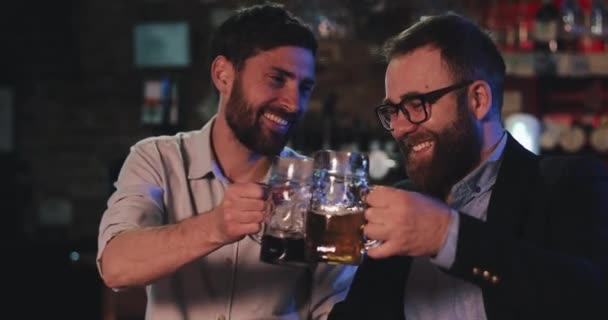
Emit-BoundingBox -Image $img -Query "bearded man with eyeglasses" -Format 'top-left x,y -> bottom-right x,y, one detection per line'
329,12 -> 608,320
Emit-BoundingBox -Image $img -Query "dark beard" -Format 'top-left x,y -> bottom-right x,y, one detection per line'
225,77 -> 298,156
399,99 -> 481,199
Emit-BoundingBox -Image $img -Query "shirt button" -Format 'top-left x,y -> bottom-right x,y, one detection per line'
217,315 -> 226,320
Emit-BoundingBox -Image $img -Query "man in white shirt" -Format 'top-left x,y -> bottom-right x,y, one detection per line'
97,3 -> 356,319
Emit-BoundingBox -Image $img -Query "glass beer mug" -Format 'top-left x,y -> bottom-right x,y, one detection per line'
252,156 -> 314,266
306,150 -> 379,265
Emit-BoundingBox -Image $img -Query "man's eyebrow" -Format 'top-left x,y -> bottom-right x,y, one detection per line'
271,66 -> 295,78
382,91 -> 424,105
399,91 -> 424,101
271,66 -> 316,86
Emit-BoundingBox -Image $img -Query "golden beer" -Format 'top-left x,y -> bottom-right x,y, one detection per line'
306,210 -> 366,265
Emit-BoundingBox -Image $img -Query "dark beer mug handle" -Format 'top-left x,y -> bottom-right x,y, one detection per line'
249,194 -> 276,244
249,224 -> 264,244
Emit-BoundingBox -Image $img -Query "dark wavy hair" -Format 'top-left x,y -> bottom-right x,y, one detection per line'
382,12 -> 506,116
210,2 -> 317,71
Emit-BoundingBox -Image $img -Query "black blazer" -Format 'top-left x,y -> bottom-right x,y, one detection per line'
329,135 -> 608,320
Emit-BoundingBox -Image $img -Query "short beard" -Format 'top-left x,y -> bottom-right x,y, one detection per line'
399,97 -> 481,199
224,77 -> 296,156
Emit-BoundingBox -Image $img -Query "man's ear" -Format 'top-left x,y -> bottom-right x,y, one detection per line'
210,56 -> 235,95
468,80 -> 493,121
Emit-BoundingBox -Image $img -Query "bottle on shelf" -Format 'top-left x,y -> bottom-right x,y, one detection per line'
589,0 -> 608,52
514,0 -> 536,52
560,0 -> 586,52
533,0 -> 561,52
485,0 -> 508,51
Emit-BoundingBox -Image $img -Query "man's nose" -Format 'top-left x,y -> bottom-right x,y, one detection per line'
278,85 -> 299,113
391,110 -> 418,137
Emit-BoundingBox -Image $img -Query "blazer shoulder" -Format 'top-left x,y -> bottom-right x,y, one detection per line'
540,155 -> 608,182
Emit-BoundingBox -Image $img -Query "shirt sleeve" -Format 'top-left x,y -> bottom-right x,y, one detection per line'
429,209 -> 460,269
96,140 -> 166,279
309,263 -> 358,320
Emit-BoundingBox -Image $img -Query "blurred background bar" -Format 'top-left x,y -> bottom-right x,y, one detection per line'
1,0 -> 607,318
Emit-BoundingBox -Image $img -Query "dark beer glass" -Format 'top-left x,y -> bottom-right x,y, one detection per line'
252,156 -> 314,266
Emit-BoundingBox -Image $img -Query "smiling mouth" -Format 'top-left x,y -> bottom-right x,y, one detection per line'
262,111 -> 291,131
411,140 -> 434,153
264,112 -> 288,125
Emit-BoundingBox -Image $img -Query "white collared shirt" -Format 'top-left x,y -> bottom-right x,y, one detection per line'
97,117 -> 357,320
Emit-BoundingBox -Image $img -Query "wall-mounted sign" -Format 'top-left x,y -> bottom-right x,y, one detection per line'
142,78 -> 179,126
134,22 -> 191,68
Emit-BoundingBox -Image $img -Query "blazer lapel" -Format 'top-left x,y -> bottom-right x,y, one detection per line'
486,134 -> 540,235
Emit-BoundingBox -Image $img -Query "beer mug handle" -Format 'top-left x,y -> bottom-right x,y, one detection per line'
361,185 -> 383,250
248,225 -> 263,244
248,197 -> 275,244
363,236 -> 382,250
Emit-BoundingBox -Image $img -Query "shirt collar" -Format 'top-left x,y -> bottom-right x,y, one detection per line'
184,116 -> 216,180
449,130 -> 507,205
184,115 -> 302,183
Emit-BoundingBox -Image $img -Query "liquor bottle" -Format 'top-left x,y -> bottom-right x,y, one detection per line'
534,0 -> 561,52
560,0 -> 585,52
485,0 -> 507,50
590,0 -> 608,52
515,0 -> 535,51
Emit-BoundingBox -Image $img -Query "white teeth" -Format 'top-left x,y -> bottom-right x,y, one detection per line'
264,112 -> 288,126
412,141 -> 432,152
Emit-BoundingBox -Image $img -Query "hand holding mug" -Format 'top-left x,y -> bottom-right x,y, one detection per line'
363,186 -> 452,259
214,182 -> 268,244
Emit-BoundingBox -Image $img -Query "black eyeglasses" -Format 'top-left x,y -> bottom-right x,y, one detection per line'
375,80 -> 473,131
